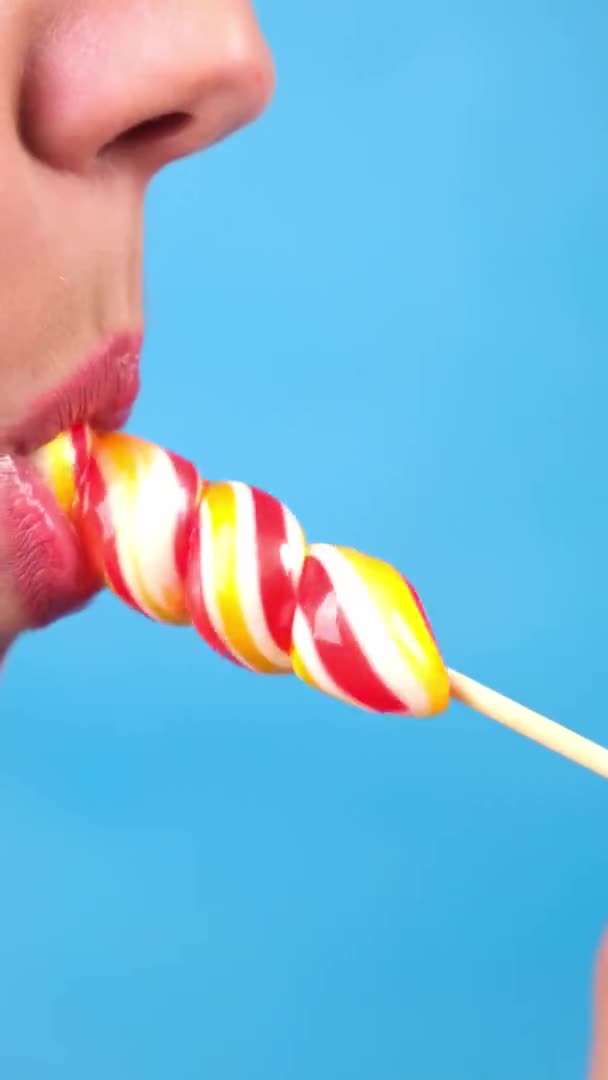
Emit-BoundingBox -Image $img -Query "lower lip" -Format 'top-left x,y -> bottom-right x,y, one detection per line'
1,332 -> 142,630
2,455 -> 100,629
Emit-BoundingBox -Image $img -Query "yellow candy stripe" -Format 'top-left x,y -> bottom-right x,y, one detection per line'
32,427 -> 92,515
94,433 -> 192,624
342,548 -> 449,715
199,482 -> 280,673
291,544 -> 449,716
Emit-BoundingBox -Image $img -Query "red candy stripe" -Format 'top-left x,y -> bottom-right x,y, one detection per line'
296,554 -> 407,713
80,450 -> 141,613
252,485 -> 297,655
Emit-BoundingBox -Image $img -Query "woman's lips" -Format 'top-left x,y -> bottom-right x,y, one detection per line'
4,331 -> 142,456
1,455 -> 100,628
1,331 -> 142,630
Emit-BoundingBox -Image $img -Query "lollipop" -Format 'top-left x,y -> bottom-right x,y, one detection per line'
35,425 -> 608,778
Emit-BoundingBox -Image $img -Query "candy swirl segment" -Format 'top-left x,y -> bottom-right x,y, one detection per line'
35,426 -> 203,624
291,545 -> 449,715
37,426 -> 450,718
187,481 -> 307,673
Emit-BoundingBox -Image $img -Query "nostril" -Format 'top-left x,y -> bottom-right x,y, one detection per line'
106,111 -> 192,153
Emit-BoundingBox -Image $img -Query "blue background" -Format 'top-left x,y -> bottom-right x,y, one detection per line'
2,1 -> 607,1076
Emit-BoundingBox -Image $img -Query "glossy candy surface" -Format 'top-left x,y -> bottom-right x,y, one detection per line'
292,545 -> 449,715
39,426 -> 450,717
36,426 -> 203,624
187,481 -> 307,673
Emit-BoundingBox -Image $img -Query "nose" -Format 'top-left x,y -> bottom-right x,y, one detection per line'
20,0 -> 275,176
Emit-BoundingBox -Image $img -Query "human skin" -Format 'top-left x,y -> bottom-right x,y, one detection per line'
591,937 -> 608,1079
0,3 -> 604,1073
0,0 -> 274,648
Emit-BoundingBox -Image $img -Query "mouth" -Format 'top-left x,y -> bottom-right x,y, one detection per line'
1,331 -> 142,631
4,332 -> 142,456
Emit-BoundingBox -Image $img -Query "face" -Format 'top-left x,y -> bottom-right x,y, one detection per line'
0,0 -> 274,654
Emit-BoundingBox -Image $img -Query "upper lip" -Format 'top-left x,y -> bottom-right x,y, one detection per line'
2,331 -> 143,456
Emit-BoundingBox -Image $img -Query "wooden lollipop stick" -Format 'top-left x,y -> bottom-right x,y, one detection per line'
448,668 -> 608,780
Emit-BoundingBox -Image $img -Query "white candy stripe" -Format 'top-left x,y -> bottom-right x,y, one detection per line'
100,456 -> 154,619
291,608 -> 362,709
132,451 -> 186,616
282,507 -> 307,586
309,544 -> 431,716
198,497 -> 255,671
106,449 -> 181,620
233,483 -> 292,671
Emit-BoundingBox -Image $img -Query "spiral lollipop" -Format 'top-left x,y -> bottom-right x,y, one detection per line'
35,425 -> 608,776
